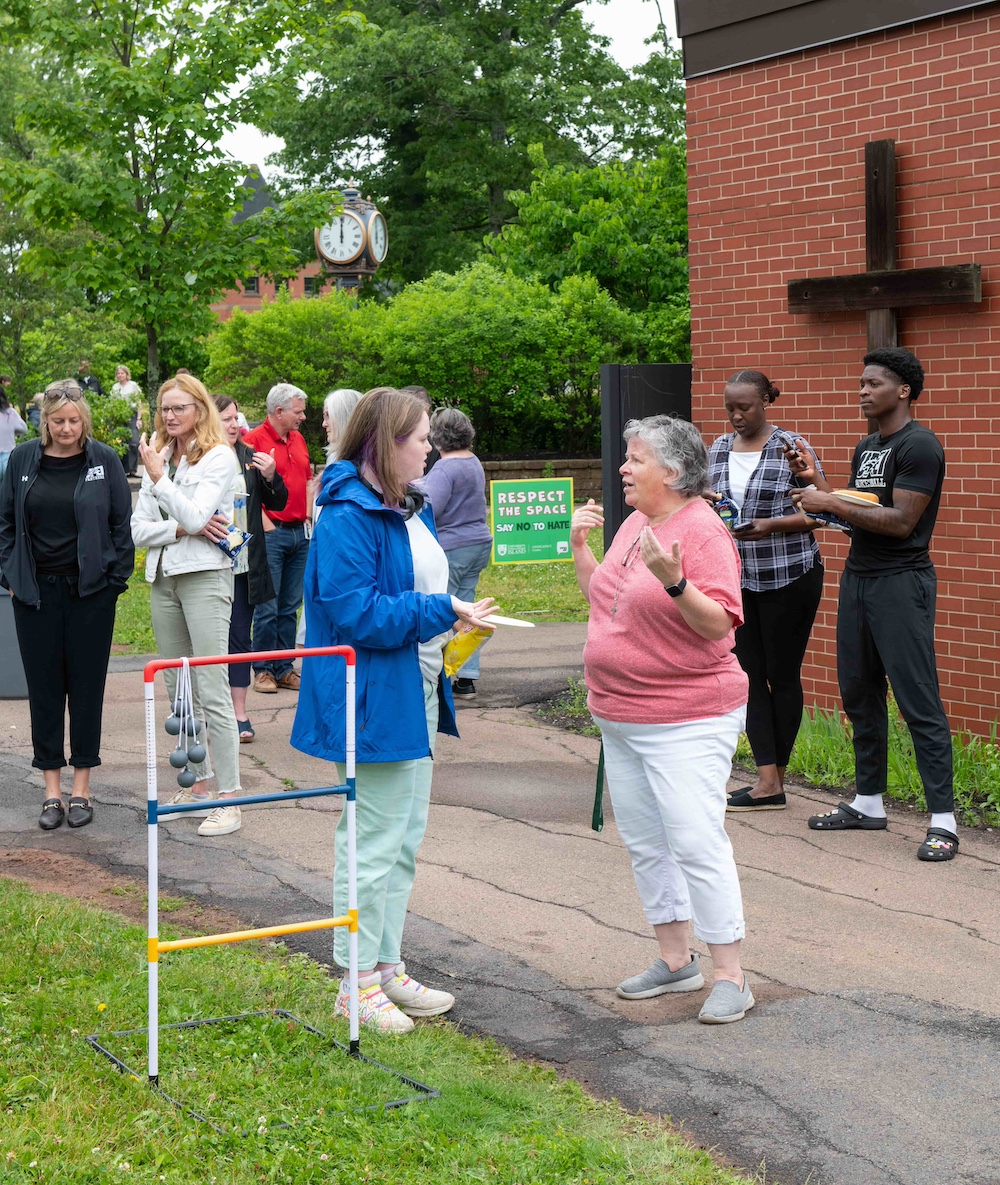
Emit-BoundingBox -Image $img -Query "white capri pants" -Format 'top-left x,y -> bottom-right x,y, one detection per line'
594,706 -> 746,946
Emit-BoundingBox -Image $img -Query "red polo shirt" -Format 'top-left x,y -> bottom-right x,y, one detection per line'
244,419 -> 312,523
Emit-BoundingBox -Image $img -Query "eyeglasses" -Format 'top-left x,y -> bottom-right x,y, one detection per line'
161,403 -> 196,418
45,385 -> 83,401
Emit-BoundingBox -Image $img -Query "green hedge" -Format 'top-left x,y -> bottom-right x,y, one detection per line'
205,262 -> 690,455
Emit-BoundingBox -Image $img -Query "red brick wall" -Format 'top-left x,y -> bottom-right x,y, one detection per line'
686,4 -> 1000,734
210,261 -> 328,321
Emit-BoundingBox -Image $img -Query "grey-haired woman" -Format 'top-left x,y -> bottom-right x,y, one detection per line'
420,407 -> 493,697
571,415 -> 753,1024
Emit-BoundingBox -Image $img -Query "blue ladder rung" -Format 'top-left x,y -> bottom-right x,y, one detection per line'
155,785 -> 350,819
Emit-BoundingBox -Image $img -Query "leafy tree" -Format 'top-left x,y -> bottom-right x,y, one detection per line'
18,309 -> 147,398
488,146 -> 688,313
0,0 -> 354,397
269,0 -> 681,282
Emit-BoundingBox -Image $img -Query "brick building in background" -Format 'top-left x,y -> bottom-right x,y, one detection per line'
675,0 -> 1000,734
210,167 -> 328,321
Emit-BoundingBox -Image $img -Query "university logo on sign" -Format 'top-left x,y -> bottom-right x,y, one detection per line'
856,450 -> 891,481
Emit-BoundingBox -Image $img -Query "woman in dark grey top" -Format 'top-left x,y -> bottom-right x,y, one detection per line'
421,408 -> 493,697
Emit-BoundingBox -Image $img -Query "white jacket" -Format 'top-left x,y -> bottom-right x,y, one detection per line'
131,443 -> 239,581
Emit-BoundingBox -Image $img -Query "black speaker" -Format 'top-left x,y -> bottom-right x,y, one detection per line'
600,364 -> 692,547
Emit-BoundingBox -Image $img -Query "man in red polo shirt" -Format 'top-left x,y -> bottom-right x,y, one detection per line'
244,383 -> 312,693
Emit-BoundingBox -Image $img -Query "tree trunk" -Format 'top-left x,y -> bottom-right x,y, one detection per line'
146,323 -> 160,422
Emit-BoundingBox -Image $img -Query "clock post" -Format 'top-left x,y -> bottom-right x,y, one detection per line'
314,184 -> 388,292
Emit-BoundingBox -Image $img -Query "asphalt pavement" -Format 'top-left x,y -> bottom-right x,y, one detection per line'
1,621 -> 998,1185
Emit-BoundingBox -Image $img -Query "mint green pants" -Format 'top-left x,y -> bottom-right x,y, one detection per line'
333,678 -> 438,970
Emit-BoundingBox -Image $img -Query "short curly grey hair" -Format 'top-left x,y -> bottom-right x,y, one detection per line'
623,415 -> 708,497
429,406 -> 475,452
266,382 -> 307,414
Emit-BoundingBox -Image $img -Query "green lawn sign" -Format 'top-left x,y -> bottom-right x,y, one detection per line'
490,478 -> 574,564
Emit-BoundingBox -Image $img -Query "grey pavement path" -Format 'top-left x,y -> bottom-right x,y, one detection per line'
2,622 -> 1000,1185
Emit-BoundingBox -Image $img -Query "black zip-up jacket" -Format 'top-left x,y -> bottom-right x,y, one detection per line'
0,438 -> 134,607
235,439 -> 288,606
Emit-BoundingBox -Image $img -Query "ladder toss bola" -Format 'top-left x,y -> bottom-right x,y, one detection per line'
87,644 -> 440,1124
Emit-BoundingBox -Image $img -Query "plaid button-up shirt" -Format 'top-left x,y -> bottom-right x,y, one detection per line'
707,427 -> 823,593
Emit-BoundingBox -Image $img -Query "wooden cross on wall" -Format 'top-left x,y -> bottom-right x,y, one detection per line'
787,139 -> 981,349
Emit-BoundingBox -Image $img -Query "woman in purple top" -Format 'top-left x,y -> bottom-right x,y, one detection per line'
421,408 -> 493,697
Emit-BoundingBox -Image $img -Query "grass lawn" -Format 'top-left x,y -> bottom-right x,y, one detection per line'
111,533 -> 603,654
0,879 -> 751,1184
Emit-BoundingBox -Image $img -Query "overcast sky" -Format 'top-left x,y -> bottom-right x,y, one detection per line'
218,0 -> 678,169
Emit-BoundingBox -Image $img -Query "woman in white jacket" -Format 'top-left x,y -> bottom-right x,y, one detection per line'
131,374 -> 243,837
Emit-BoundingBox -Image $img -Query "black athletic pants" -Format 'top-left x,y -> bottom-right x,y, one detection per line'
735,563 -> 824,768
837,568 -> 954,813
11,575 -> 118,770
227,572 -> 253,689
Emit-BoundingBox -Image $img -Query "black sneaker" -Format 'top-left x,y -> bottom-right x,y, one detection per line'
452,678 -> 477,698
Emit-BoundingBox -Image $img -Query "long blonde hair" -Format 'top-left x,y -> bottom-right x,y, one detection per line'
152,373 -> 226,465
337,387 -> 427,507
41,381 -> 91,447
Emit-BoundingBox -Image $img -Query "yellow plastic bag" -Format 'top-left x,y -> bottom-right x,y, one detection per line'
443,625 -> 494,678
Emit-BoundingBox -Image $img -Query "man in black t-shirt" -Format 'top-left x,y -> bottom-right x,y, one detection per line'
790,348 -> 957,862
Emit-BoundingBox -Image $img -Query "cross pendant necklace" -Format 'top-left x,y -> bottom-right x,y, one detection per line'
610,522 -> 652,621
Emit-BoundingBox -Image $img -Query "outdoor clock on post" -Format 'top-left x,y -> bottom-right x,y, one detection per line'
315,185 -> 388,289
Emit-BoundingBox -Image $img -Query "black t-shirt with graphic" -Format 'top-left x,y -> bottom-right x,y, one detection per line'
845,420 -> 944,576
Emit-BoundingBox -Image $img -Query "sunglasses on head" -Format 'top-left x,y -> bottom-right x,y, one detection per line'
45,384 -> 83,400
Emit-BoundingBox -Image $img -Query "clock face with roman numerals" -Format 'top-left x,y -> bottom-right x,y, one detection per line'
316,212 -> 366,264
369,212 -> 388,262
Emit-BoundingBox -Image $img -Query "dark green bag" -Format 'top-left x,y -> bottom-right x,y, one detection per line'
592,742 -> 605,832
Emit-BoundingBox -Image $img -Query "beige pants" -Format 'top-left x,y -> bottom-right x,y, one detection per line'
150,567 -> 241,794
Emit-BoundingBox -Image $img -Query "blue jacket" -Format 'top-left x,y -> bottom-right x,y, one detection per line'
290,461 -> 459,764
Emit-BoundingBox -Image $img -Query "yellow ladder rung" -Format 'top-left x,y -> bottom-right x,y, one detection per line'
155,916 -> 352,955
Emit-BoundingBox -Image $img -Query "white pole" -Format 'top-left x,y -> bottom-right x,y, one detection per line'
345,663 -> 358,1053
145,679 -> 159,1084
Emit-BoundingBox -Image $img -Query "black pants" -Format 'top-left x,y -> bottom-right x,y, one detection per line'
837,568 -> 953,813
228,572 -> 253,689
12,575 -> 118,770
735,563 -> 824,768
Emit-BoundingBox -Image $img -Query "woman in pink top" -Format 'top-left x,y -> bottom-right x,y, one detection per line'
572,415 -> 752,1024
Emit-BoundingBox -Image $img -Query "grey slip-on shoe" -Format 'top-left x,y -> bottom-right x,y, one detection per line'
616,954 -> 705,999
698,977 -> 755,1024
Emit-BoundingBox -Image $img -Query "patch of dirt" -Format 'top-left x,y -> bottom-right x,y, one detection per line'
0,848 -> 246,935
532,688 -> 599,737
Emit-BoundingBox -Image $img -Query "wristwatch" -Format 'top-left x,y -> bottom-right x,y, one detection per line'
664,577 -> 687,599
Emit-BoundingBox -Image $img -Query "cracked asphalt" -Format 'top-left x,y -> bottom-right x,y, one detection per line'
2,621 -> 999,1184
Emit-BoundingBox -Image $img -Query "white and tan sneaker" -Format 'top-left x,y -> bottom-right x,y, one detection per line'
335,972 -> 414,1034
196,804 -> 242,836
165,787 -> 213,818
381,962 -> 455,1017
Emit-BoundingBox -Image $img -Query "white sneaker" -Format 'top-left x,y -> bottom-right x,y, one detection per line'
381,962 -> 455,1017
335,973 -> 414,1034
165,788 -> 213,818
196,805 -> 241,836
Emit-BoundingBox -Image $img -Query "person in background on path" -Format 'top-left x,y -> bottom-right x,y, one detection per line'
571,415 -> 753,1024
0,382 -> 133,832
706,370 -> 825,812
214,395 -> 288,743
110,365 -> 145,477
291,387 -> 495,1034
791,348 -> 958,862
26,393 -> 44,431
0,380 -> 27,482
420,407 -> 493,699
131,374 -> 243,837
296,387 -> 363,648
400,385 -> 440,473
243,383 -> 312,694
76,359 -> 103,400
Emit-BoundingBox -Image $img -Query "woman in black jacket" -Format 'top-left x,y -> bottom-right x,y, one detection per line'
213,396 -> 288,740
0,382 -> 134,830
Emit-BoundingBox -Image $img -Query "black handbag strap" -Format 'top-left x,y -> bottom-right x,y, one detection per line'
592,741 -> 605,832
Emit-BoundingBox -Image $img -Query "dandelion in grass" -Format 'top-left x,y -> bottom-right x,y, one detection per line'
96,1003 -> 107,1012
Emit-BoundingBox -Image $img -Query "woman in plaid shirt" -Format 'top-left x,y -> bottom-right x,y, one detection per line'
707,371 -> 825,812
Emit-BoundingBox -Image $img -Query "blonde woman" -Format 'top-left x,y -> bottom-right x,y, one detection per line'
110,364 -> 144,476
0,381 -> 133,831
131,374 -> 242,837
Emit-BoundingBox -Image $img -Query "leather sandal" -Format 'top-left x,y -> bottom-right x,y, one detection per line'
917,827 -> 959,862
807,801 -> 887,831
236,719 -> 255,743
67,797 -> 94,828
39,798 -> 65,830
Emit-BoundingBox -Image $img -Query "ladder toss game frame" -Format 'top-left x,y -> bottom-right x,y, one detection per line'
86,645 -> 440,1124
